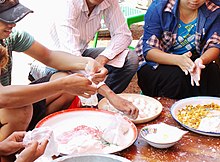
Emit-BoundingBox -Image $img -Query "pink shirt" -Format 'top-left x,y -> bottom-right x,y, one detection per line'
49,0 -> 132,68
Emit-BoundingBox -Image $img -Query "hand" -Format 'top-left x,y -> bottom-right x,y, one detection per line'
0,132 -> 25,156
15,140 -> 48,162
178,52 -> 195,75
108,94 -> 139,119
63,73 -> 97,98
95,55 -> 109,66
190,58 -> 205,86
85,59 -> 108,84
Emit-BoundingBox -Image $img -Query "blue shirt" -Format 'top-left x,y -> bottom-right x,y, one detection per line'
136,0 -> 220,69
170,18 -> 197,54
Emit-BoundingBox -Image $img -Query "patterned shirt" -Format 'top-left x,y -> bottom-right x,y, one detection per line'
136,0 -> 220,69
170,19 -> 197,54
48,0 -> 132,68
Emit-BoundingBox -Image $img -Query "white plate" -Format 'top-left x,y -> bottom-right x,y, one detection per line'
36,108 -> 138,154
98,93 -> 163,124
170,96 -> 220,136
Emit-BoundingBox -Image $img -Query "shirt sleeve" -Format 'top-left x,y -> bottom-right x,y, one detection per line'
142,0 -> 163,58
202,15 -> 220,51
99,0 -> 132,61
10,30 -> 34,52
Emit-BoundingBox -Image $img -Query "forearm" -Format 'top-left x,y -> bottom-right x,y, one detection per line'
25,41 -> 91,71
99,34 -> 132,63
42,51 -> 92,71
200,47 -> 220,65
0,79 -> 64,109
108,34 -> 132,53
146,48 -> 180,66
97,84 -> 115,99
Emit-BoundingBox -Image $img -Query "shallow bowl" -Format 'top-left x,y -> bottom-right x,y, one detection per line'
140,123 -> 187,149
54,154 -> 131,162
142,137 -> 178,149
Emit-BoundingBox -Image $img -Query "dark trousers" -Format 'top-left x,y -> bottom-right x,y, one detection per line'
27,74 -> 53,130
137,63 -> 220,99
83,47 -> 139,100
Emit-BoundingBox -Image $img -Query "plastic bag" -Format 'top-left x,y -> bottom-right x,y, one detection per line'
22,127 -> 59,161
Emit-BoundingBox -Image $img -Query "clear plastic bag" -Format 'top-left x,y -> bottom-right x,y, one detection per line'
21,127 -> 59,161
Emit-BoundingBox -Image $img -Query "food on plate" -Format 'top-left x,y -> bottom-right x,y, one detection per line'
102,96 -> 160,120
197,110 -> 220,133
55,115 -> 131,154
102,115 -> 130,146
56,125 -> 102,144
56,125 -> 103,154
177,102 -> 220,131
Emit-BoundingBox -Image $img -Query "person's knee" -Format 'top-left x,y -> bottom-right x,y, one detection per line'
1,105 -> 32,125
58,94 -> 74,106
0,105 -> 33,140
46,93 -> 75,115
50,71 -> 69,81
125,51 -> 139,73
127,51 -> 139,66
165,68 -> 187,87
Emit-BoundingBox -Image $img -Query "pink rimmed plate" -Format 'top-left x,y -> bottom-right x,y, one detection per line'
36,108 -> 138,155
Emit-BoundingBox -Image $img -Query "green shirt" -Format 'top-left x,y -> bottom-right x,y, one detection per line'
0,29 -> 34,86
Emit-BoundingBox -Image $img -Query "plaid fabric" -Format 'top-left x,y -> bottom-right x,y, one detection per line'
135,37 -> 143,56
203,32 -> 220,53
195,32 -> 202,54
135,36 -> 145,67
206,0 -> 220,11
135,0 -> 220,70
164,0 -> 175,12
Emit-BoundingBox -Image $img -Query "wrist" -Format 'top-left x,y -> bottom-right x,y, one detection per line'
97,84 -> 114,98
173,55 -> 181,66
96,55 -> 109,66
96,82 -> 105,89
105,90 -> 115,99
198,57 -> 204,64
51,78 -> 66,94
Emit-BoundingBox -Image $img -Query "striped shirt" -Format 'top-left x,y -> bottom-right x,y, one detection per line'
0,30 -> 34,86
48,0 -> 132,68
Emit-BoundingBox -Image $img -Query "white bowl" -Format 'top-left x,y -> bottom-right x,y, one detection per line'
54,154 -> 131,162
140,123 -> 188,149
143,138 -> 177,149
